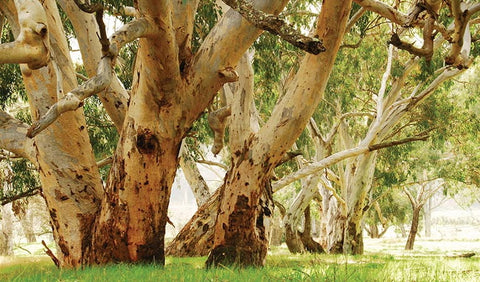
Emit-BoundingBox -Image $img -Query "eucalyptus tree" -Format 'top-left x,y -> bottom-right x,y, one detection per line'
0,0 -> 331,268
171,0 -> 480,258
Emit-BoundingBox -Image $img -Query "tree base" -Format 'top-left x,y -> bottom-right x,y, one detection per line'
205,244 -> 267,268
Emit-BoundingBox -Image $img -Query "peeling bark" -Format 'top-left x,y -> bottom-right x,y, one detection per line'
207,1 -> 353,267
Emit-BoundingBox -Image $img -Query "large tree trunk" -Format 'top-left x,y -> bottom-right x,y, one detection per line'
89,0 -> 290,265
320,188 -> 345,253
0,0 -> 105,268
405,206 -> 422,250
206,1 -> 353,267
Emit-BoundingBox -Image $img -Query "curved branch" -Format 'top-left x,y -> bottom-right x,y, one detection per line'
354,0 -> 409,25
72,0 -> 109,54
222,0 -> 325,54
27,18 -> 151,138
0,110 -> 35,162
273,135 -> 429,192
0,0 -> 49,69
1,186 -> 41,206
58,0 -> 129,131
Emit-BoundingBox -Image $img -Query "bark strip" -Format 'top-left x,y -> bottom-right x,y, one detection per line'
222,0 -> 325,54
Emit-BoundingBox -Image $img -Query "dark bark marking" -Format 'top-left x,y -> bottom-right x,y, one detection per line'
55,189 -> 70,201
136,128 -> 159,154
57,236 -> 70,256
114,100 -> 123,109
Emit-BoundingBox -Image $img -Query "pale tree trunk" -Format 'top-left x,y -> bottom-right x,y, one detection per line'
179,142 -> 211,207
11,198 -> 37,243
424,196 -> 432,237
165,190 -> 219,257
343,152 -> 377,255
399,224 -> 407,238
1,0 -> 104,268
19,208 -> 36,243
0,204 -> 14,256
366,201 -> 389,239
206,1 -> 353,267
320,186 -> 345,253
283,169 -> 324,253
366,224 -> 379,239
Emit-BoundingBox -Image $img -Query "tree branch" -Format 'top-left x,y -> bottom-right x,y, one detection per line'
273,133 -> 428,192
222,0 -> 325,54
96,156 -> 113,168
72,0 -> 109,54
58,0 -> 129,131
0,0 -> 49,69
0,110 -> 35,162
197,159 -> 229,171
1,186 -> 41,206
445,0 -> 472,67
26,18 -> 151,137
368,134 -> 429,151
208,106 -> 232,155
354,0 -> 409,25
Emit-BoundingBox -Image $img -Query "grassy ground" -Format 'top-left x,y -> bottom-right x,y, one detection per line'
1,239 -> 479,281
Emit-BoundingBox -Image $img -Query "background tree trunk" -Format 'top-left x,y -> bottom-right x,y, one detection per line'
424,197 -> 432,237
0,204 -> 14,256
299,205 -> 324,253
405,206 -> 423,250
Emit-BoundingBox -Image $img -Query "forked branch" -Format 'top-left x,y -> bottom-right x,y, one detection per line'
273,135 -> 429,192
27,18 -> 151,138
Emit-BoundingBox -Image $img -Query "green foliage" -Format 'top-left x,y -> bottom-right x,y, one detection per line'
0,24 -> 25,109
115,41 -> 138,89
83,96 -> 119,179
192,0 -> 222,52
0,64 -> 25,109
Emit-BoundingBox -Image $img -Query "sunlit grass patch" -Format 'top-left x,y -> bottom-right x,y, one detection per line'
0,250 -> 479,281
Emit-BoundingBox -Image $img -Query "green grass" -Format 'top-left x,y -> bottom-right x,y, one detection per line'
1,252 -> 480,281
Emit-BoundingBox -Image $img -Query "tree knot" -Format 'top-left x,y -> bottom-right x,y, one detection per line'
136,128 -> 159,155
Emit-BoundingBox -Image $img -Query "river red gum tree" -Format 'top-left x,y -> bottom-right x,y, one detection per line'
206,1 -> 353,267
0,0 -> 299,267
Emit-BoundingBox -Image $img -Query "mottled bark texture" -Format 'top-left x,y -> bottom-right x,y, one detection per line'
206,0 -> 353,267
